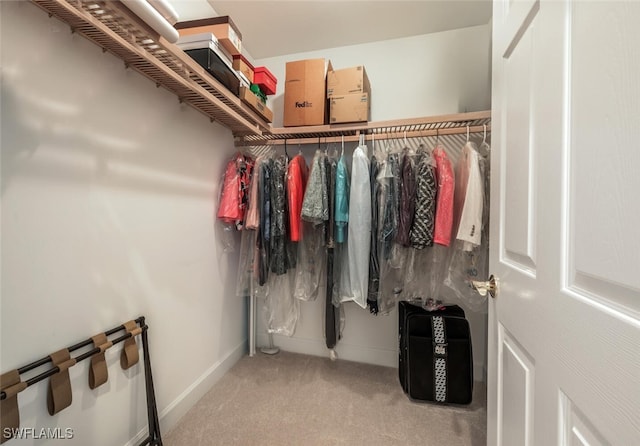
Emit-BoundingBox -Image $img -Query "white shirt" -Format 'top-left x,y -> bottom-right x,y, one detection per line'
339,146 -> 371,308
456,143 -> 483,251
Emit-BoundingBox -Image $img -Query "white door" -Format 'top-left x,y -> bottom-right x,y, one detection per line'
488,1 -> 640,445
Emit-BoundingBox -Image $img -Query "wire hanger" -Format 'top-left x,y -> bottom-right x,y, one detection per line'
372,131 -> 377,156
466,125 -> 470,143
482,124 -> 487,145
341,135 -> 344,157
284,139 -> 289,161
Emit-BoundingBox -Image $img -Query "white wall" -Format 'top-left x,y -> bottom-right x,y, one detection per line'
256,23 -> 492,127
254,24 -> 491,379
1,2 -> 244,445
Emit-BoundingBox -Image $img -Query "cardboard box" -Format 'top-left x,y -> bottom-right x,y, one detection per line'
330,92 -> 370,124
232,54 -> 254,83
240,87 -> 273,123
284,58 -> 331,127
327,65 -> 370,97
254,66 -> 277,96
176,16 -> 242,55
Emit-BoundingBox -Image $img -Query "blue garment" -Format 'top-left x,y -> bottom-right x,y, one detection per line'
334,155 -> 350,244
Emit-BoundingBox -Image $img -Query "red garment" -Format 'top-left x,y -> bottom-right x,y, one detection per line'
433,147 -> 455,246
217,153 -> 254,229
287,154 -> 309,241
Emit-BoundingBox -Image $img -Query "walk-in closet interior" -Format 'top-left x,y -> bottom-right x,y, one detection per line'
4,0 -> 637,445
5,1 -> 492,444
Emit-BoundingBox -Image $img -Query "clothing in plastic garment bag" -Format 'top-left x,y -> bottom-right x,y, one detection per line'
397,149 -> 416,247
217,152 -> 253,230
295,150 -> 328,301
410,151 -> 437,249
325,153 -> 340,350
338,145 -> 371,308
287,154 -> 309,242
444,142 -> 488,312
367,154 -> 381,314
334,155 -> 350,244
333,153 -> 350,306
377,150 -> 404,314
445,141 -> 490,312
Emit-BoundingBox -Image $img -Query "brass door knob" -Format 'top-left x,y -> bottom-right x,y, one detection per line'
471,274 -> 499,298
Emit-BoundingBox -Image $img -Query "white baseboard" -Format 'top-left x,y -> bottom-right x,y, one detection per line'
124,340 -> 247,446
258,334 -> 487,383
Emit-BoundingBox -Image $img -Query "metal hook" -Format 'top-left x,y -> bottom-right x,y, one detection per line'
466,125 -> 470,142
483,124 -> 487,145
341,135 -> 345,157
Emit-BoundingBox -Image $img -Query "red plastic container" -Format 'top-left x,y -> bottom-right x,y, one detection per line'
254,66 -> 277,95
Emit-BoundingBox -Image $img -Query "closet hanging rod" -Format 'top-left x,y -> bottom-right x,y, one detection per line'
235,110 -> 491,145
0,324 -> 148,401
237,124 -> 491,147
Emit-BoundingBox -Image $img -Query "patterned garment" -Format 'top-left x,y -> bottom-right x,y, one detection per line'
410,154 -> 437,249
397,151 -> 416,247
367,155 -> 381,314
270,156 -> 288,275
301,150 -> 329,224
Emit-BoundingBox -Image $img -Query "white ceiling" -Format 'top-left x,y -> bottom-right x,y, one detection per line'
172,1 -> 492,60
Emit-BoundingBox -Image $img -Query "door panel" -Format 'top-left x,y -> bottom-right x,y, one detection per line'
565,1 -> 640,313
490,1 -> 640,445
503,25 -> 536,273
559,392 -> 609,446
496,0 -> 539,58
498,324 -> 534,446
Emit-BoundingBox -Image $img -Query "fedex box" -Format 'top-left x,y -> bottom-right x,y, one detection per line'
284,59 -> 331,127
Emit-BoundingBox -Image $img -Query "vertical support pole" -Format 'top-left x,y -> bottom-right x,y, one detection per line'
249,295 -> 256,357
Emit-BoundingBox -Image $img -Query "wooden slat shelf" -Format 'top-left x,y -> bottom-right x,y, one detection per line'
237,110 -> 492,146
30,0 -> 491,145
31,0 -> 272,136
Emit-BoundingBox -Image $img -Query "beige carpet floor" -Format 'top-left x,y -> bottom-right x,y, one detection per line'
165,351 -> 486,446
